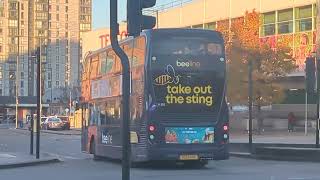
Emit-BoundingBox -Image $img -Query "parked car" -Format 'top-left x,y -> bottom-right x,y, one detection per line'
45,117 -> 64,130
56,116 -> 70,130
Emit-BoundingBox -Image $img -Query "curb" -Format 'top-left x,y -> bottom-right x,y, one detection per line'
230,152 -> 254,159
0,158 -> 61,170
40,131 -> 81,136
230,150 -> 320,162
13,128 -> 81,136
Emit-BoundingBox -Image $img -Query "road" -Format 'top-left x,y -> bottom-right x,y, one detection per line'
0,128 -> 320,180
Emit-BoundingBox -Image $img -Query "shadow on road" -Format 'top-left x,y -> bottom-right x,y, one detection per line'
92,156 -> 213,170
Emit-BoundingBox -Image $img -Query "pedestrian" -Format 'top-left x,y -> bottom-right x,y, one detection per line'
257,112 -> 264,134
288,112 -> 295,132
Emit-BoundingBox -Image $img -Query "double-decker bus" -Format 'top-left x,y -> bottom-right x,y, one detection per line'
81,29 -> 229,166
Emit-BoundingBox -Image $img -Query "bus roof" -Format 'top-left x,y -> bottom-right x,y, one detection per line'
84,28 -> 222,60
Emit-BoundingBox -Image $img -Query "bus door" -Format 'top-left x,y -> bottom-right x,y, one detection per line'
81,104 -> 89,152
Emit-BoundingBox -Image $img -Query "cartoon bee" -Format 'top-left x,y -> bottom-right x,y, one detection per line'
154,65 -> 180,85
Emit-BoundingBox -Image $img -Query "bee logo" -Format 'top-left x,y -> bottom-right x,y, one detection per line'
154,65 -> 180,86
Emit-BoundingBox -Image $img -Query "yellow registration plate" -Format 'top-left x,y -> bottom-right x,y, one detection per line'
179,154 -> 199,160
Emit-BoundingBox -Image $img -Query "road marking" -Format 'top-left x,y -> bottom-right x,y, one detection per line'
288,177 -> 320,180
0,153 -> 16,158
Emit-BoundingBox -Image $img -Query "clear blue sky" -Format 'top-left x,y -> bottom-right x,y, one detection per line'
92,0 -> 174,29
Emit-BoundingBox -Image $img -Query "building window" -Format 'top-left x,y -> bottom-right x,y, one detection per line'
48,72 -> 51,80
0,56 -> 4,62
313,4 -> 317,30
21,3 -> 24,10
261,12 -> 276,36
9,2 -> 17,10
37,12 -> 47,20
20,81 -> 24,88
56,81 -> 59,86
277,8 -> 293,34
65,6 -> 68,13
9,20 -> 18,27
48,81 -> 52,88
9,28 -> 18,36
20,89 -> 24,96
56,5 -> 59,11
192,24 -> 203,29
36,21 -> 43,29
56,14 -> 59,21
80,23 -> 91,31
204,22 -> 216,30
295,5 -> 312,32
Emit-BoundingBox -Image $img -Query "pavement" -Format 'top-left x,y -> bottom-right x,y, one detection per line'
0,123 -> 81,135
230,130 -> 317,144
229,130 -> 320,162
0,152 -> 61,169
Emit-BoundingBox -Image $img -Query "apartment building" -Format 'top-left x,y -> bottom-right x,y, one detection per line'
0,0 -> 91,119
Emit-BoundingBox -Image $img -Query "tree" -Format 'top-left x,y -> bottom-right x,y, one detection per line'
219,10 -> 297,110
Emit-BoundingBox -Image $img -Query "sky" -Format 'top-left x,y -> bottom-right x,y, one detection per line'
92,0 -> 174,30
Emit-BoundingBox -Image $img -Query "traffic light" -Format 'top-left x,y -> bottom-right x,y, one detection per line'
305,57 -> 316,94
127,0 -> 157,37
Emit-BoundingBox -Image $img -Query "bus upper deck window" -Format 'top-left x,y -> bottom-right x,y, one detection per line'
207,43 -> 222,55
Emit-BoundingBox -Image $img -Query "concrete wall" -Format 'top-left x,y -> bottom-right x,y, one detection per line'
158,0 -> 316,28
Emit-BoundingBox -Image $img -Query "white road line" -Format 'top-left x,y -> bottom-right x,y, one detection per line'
288,177 -> 320,180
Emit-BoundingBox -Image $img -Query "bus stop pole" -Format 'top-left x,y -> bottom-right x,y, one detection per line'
110,1 -> 131,180
36,47 -> 41,159
316,0 -> 320,148
30,113 -> 34,155
248,60 -> 253,153
316,56 -> 319,148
